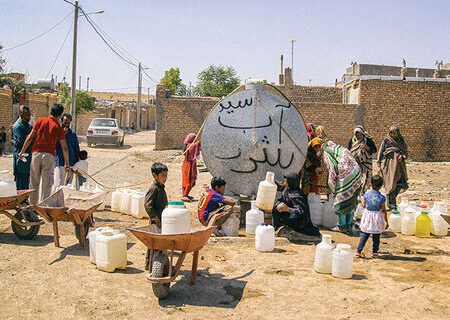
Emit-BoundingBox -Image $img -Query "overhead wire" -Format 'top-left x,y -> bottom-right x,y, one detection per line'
1,11 -> 73,52
45,20 -> 74,79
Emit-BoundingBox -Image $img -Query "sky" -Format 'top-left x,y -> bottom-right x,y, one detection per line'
1,0 -> 449,94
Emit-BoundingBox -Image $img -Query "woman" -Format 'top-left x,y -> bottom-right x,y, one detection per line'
377,126 -> 408,210
306,122 -> 316,142
181,133 -> 201,202
311,137 -> 363,233
348,126 -> 377,194
272,172 -> 321,239
302,138 -> 323,194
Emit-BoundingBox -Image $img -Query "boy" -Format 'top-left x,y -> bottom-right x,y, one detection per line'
198,176 -> 236,229
73,150 -> 88,189
144,162 -> 168,269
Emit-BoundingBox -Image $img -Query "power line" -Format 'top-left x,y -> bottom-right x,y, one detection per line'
46,20 -> 73,79
1,11 -> 73,52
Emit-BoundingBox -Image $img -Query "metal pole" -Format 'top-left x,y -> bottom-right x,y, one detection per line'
147,87 -> 150,104
137,62 -> 142,131
87,77 -> 89,91
78,75 -> 81,90
291,39 -> 296,83
70,1 -> 79,131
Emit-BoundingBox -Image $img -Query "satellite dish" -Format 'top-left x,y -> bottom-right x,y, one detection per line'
201,82 -> 308,196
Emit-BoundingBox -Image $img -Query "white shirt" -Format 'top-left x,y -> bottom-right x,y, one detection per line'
73,160 -> 89,178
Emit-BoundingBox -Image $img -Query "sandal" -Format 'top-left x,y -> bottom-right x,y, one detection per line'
354,252 -> 362,258
181,196 -> 192,202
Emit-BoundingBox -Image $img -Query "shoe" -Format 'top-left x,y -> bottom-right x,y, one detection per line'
354,252 -> 362,258
181,196 -> 192,202
372,252 -> 379,258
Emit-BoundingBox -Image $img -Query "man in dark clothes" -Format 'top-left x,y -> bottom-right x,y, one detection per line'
143,162 -> 168,269
12,106 -> 33,189
0,126 -> 6,156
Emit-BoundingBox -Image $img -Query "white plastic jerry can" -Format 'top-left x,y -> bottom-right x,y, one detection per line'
130,192 -> 147,219
88,227 -> 113,264
255,224 -> 275,252
120,190 -> 133,215
111,189 -> 123,212
0,170 -> 17,197
332,244 -> 353,279
314,234 -> 334,274
255,172 -> 277,211
161,201 -> 191,234
245,201 -> 265,235
95,229 -> 127,272
308,193 -> 324,226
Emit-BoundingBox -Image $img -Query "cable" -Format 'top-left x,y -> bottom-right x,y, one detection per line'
46,20 -> 73,79
1,11 -> 73,52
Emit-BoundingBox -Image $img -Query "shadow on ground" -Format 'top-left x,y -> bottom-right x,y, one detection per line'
0,232 -> 54,247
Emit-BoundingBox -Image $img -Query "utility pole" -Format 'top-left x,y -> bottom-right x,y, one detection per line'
78,75 -> 81,90
137,62 -> 142,131
147,87 -> 150,104
291,39 -> 296,83
87,77 -> 90,91
71,0 -> 79,131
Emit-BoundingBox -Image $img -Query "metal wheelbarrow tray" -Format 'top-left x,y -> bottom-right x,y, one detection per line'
31,188 -> 105,247
128,215 -> 219,300
0,189 -> 44,239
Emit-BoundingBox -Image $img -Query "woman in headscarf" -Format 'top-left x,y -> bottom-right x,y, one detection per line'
272,172 -> 321,239
348,126 -> 377,194
181,133 -> 201,202
302,137 -> 323,194
306,122 -> 316,142
311,137 -> 363,233
377,126 -> 408,210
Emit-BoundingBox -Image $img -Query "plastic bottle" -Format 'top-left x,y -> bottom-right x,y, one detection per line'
161,201 -> 191,234
388,210 -> 402,232
255,172 -> 277,211
88,227 -> 113,264
120,189 -> 133,215
314,234 -> 334,274
130,192 -> 146,219
322,195 -> 338,229
332,244 -> 353,279
0,170 -> 17,198
401,209 -> 416,236
415,205 -> 432,238
308,193 -> 324,226
245,201 -> 264,234
255,224 -> 275,252
111,189 -> 123,212
431,202 -> 449,237
398,197 -> 409,216
95,229 -> 127,272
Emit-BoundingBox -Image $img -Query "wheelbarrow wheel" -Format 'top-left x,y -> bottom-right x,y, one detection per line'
74,220 -> 91,241
151,252 -> 171,299
11,209 -> 41,240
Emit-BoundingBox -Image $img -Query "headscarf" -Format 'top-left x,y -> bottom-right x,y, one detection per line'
284,172 -> 301,191
306,123 -> 316,141
310,137 -> 324,149
350,125 -> 373,170
183,133 -> 201,161
384,126 -> 408,156
315,125 -> 327,140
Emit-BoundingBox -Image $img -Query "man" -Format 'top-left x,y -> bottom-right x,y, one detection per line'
12,106 -> 33,190
53,113 -> 80,190
198,177 -> 236,229
19,104 -> 69,204
0,126 -> 6,156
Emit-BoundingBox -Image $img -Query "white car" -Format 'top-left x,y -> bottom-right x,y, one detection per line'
86,118 -> 125,147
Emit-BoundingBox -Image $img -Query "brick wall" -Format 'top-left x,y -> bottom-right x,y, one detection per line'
22,92 -> 51,119
278,85 -> 342,104
358,79 -> 450,161
90,91 -> 154,103
0,88 -> 13,138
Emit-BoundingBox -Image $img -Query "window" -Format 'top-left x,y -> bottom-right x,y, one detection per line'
91,119 -> 117,127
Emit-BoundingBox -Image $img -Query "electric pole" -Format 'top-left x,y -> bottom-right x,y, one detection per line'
137,62 -> 142,131
71,0 -> 79,131
87,77 -> 90,91
291,39 -> 296,83
147,87 -> 150,104
78,75 -> 81,90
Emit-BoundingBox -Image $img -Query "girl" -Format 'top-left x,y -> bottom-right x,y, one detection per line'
181,133 -> 201,202
356,175 -> 388,258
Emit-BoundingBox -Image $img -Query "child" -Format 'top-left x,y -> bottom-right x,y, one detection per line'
198,177 -> 235,229
143,162 -> 168,269
73,150 -> 89,189
356,175 -> 388,258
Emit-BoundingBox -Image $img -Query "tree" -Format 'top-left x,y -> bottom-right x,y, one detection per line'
0,43 -> 6,73
160,67 -> 187,95
0,74 -> 26,104
194,65 -> 240,97
58,83 -> 95,114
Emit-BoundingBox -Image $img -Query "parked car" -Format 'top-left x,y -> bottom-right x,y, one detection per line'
86,118 -> 125,147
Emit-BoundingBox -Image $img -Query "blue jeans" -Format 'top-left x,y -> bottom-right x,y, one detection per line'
338,213 -> 354,229
357,232 -> 381,253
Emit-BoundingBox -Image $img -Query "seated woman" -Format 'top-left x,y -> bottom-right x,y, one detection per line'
272,172 -> 321,240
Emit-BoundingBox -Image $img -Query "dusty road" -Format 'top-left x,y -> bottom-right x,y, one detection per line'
0,131 -> 449,320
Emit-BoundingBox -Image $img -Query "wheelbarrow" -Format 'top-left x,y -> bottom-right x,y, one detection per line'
31,188 -> 105,248
0,189 -> 44,239
128,215 -> 220,299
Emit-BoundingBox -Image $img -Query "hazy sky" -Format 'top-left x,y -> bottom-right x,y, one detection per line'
1,0 -> 449,93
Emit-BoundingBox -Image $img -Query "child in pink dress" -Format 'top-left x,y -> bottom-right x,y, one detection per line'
356,175 -> 388,258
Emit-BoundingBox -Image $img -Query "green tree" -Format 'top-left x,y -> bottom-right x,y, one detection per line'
160,67 -> 187,95
0,43 -> 6,73
0,74 -> 27,104
58,83 -> 95,114
194,65 -> 240,97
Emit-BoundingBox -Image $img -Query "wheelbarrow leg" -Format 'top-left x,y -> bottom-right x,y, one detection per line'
191,250 -> 199,285
52,221 -> 60,247
79,222 -> 85,248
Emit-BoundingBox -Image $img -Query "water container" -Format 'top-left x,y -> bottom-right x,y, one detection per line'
0,170 -> 17,197
388,210 -> 402,232
120,189 -> 133,215
245,201 -> 264,234
308,193 -> 324,226
221,212 -> 240,236
255,172 -> 277,211
314,234 -> 334,274
88,227 -> 113,264
398,197 -> 409,216
130,192 -> 147,219
431,202 -> 449,237
255,224 -> 275,252
354,203 -> 364,220
415,205 -> 431,238
111,189 -> 123,212
332,244 -> 353,279
322,196 -> 338,229
161,201 -> 191,234
95,229 -> 127,272
401,209 -> 416,236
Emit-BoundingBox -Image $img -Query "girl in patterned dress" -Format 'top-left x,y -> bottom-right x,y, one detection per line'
356,175 -> 388,258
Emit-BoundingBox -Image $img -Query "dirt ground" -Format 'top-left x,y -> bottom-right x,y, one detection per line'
0,131 -> 449,320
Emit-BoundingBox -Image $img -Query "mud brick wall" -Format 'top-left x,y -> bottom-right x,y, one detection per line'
279,85 -> 342,104
90,91 -> 154,103
76,108 -> 114,135
0,88 -> 13,138
358,79 -> 450,161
